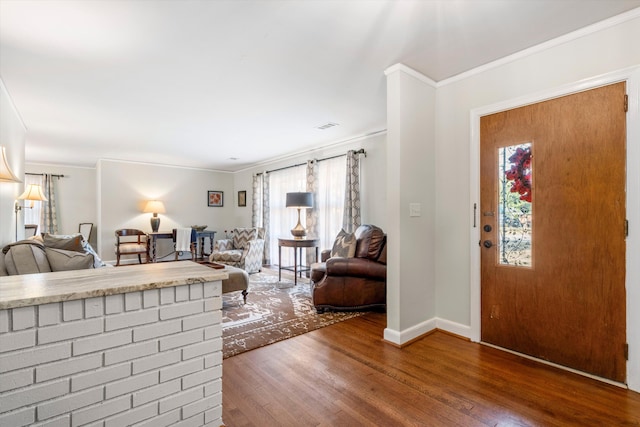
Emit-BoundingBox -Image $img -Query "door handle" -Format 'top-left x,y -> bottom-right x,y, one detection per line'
483,240 -> 493,248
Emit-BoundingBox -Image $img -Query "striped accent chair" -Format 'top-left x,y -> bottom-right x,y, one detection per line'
209,227 -> 265,273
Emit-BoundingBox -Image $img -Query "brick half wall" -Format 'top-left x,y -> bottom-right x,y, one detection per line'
0,281 -> 223,427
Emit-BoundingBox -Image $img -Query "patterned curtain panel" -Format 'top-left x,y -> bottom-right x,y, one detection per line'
250,173 -> 271,265
41,174 -> 59,234
251,174 -> 261,228
262,172 -> 271,265
306,159 -> 319,268
342,150 -> 361,233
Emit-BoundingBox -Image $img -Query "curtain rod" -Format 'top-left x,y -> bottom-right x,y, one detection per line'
257,149 -> 365,176
25,173 -> 66,179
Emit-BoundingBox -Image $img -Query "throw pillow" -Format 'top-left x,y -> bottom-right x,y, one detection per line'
43,233 -> 85,253
81,240 -> 107,268
45,247 -> 95,272
331,229 -> 357,258
4,242 -> 52,275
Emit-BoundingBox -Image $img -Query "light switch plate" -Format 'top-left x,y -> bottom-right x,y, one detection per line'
409,203 -> 421,217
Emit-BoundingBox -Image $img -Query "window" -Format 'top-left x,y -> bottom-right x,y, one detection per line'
498,143 -> 532,267
266,155 -> 348,267
315,156 -> 346,251
268,165 -> 306,266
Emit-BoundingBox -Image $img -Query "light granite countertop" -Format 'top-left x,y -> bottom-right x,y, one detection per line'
0,262 -> 228,309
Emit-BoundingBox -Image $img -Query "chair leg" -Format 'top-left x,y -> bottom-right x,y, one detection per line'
116,254 -> 120,266
138,254 -> 142,264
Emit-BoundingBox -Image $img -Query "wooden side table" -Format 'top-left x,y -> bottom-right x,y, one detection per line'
196,230 -> 216,260
278,237 -> 319,286
148,231 -> 173,262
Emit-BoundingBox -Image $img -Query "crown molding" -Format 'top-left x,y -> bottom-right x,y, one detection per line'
96,158 -> 233,174
234,129 -> 387,174
384,64 -> 437,87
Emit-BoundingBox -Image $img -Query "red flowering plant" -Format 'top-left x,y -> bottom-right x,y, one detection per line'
504,146 -> 532,203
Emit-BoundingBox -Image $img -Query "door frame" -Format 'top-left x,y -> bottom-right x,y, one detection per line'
469,66 -> 640,390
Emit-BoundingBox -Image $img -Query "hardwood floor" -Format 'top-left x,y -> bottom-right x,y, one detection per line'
222,312 -> 640,426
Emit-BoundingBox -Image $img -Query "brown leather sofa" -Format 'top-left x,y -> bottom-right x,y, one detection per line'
310,224 -> 386,313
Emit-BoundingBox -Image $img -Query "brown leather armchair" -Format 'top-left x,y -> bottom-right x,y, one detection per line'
310,224 -> 387,313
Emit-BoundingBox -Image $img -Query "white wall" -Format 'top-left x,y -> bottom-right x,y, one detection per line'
0,79 -> 26,247
97,160 -> 235,264
384,65 -> 437,344
232,132 -> 388,232
435,13 -> 640,324
24,164 -> 97,246
431,14 -> 640,388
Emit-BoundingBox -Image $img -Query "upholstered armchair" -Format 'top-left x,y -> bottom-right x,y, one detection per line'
114,229 -> 150,266
209,227 -> 265,273
310,224 -> 387,313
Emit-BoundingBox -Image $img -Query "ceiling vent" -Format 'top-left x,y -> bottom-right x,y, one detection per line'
316,122 -> 339,130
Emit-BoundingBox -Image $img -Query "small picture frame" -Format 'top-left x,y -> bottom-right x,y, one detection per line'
208,191 -> 223,207
238,191 -> 247,207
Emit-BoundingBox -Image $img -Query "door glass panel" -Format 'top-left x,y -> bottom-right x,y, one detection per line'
498,143 -> 532,267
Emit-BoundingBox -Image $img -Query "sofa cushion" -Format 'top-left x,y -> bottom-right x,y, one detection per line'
354,225 -> 386,260
45,247 -> 95,272
233,228 -> 257,250
211,249 -> 244,263
3,242 -> 52,275
117,243 -> 148,254
43,233 -> 85,253
330,229 -> 357,258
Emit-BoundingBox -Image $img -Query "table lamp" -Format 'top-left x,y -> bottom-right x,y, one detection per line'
286,192 -> 313,239
143,200 -> 166,232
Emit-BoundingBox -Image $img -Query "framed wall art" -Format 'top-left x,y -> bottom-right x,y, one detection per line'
208,191 -> 223,207
238,190 -> 247,207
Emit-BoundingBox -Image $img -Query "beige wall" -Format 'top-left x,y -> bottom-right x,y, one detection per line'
97,160 -> 235,264
434,15 -> 640,325
431,15 -> 640,388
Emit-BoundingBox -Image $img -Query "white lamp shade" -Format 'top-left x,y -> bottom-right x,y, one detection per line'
143,200 -> 166,214
0,146 -> 22,183
18,184 -> 48,201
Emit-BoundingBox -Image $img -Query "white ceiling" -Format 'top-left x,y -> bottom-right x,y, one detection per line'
1,0 -> 639,172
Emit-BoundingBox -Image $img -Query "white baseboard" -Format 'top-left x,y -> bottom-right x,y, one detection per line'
435,317 -> 472,339
384,317 -> 472,345
384,318 -> 436,345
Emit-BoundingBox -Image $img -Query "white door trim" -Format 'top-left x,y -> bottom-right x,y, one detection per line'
469,65 -> 640,391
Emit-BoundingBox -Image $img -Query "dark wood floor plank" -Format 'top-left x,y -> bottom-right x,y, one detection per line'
222,312 -> 640,426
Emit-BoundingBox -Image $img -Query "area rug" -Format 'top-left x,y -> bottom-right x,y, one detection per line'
222,271 -> 366,358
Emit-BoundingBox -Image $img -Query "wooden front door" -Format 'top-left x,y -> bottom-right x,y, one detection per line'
480,82 -> 627,382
